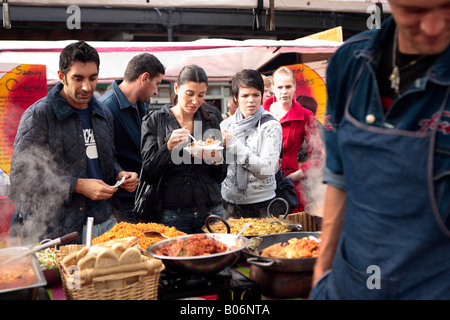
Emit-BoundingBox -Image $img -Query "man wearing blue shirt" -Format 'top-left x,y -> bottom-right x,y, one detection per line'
99,54 -> 165,221
311,0 -> 450,299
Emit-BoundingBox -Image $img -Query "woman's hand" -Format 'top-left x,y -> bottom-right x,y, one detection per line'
286,169 -> 304,181
201,149 -> 223,165
168,126 -> 190,152
221,129 -> 234,147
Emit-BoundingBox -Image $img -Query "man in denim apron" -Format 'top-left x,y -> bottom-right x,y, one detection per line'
311,0 -> 450,299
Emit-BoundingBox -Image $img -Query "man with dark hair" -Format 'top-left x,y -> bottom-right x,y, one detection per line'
311,0 -> 450,299
9,41 -> 138,244
99,53 -> 165,221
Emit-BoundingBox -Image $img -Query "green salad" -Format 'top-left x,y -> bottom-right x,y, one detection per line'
35,245 -> 58,270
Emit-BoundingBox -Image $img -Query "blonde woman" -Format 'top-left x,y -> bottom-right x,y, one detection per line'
263,66 -> 324,212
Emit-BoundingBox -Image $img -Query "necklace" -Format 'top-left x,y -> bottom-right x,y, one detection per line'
389,27 -> 426,96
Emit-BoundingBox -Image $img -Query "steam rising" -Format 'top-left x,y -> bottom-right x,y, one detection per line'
10,144 -> 71,245
302,120 -> 326,217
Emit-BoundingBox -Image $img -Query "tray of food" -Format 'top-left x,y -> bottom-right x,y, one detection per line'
243,231 -> 321,272
0,247 -> 47,299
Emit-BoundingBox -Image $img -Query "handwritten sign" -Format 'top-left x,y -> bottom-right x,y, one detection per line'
285,63 -> 327,124
0,64 -> 47,174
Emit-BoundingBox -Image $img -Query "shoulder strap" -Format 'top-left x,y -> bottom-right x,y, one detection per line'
259,114 -> 277,125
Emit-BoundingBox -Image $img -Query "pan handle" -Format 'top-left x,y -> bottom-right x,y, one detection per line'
267,197 -> 290,219
246,257 -> 274,267
205,215 -> 231,234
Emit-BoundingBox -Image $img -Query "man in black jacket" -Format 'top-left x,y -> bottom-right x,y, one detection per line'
9,41 -> 138,244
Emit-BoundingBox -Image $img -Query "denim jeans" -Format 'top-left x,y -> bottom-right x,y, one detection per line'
82,216 -> 117,244
160,203 -> 224,234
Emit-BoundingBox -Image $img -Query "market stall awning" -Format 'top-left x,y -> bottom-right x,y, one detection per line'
0,36 -> 342,83
8,0 -> 391,13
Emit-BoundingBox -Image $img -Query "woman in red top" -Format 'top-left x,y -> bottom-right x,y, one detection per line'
263,67 -> 324,212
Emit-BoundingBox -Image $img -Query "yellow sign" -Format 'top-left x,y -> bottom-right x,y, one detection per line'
285,64 -> 327,124
0,64 -> 47,174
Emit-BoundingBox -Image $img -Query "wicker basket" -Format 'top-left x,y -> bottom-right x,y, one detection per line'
285,211 -> 320,231
57,244 -> 164,300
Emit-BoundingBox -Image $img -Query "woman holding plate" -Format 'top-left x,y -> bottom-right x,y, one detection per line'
139,64 -> 226,233
221,69 -> 283,218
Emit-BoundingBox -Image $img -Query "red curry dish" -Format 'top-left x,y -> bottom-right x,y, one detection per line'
0,256 -> 38,290
155,234 -> 228,257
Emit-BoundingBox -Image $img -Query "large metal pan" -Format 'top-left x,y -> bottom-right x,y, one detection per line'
243,231 -> 321,272
203,214 -> 302,237
147,233 -> 249,274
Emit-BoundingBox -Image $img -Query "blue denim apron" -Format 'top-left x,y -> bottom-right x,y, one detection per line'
311,67 -> 450,299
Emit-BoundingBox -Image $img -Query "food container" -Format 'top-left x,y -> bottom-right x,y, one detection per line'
147,233 -> 249,274
0,247 -> 47,300
203,214 -> 301,237
35,240 -> 61,287
243,231 -> 321,272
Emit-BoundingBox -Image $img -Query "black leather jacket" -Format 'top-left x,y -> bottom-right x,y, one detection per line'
140,104 -> 226,216
10,83 -> 123,243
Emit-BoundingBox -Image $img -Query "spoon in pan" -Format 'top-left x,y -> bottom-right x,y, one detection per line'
144,230 -> 169,239
234,222 -> 251,240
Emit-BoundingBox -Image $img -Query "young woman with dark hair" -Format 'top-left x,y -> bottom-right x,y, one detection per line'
221,69 -> 283,218
139,64 -> 226,233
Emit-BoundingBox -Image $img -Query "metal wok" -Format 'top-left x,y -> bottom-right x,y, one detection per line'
202,214 -> 302,237
147,233 -> 249,274
243,231 -> 321,272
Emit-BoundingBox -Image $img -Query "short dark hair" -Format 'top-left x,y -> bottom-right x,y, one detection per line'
123,53 -> 165,82
231,69 -> 264,101
296,95 -> 318,115
59,41 -> 100,75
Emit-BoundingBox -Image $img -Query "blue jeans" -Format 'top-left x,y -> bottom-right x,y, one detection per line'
81,216 -> 117,244
161,203 -> 224,234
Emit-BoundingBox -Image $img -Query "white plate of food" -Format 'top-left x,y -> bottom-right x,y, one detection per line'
184,138 -> 223,154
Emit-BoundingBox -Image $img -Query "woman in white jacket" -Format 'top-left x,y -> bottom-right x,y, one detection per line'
221,69 -> 282,218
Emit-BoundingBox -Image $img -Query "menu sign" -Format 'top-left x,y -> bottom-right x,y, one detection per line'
0,63 -> 47,174
285,63 -> 327,125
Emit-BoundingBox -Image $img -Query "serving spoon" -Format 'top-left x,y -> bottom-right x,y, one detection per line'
1,231 -> 79,267
144,230 -> 169,239
234,222 -> 251,240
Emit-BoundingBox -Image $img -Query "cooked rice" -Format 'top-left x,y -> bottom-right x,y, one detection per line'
92,222 -> 186,249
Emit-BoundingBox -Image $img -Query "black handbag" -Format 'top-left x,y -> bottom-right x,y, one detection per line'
259,115 -> 299,214
274,168 -> 298,214
133,112 -> 166,222
133,170 -> 164,222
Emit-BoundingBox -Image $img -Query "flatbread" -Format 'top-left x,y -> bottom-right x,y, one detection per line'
94,237 -> 139,250
76,246 -> 89,262
95,248 -> 119,268
62,252 -> 77,267
112,243 -> 127,258
119,247 -> 142,265
77,254 -> 96,270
